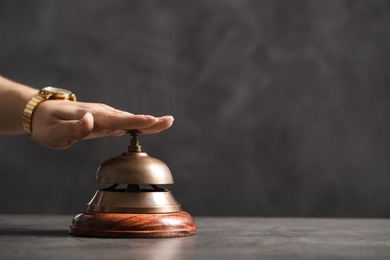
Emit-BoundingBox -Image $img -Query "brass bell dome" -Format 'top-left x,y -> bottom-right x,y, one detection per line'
95,153 -> 174,185
95,133 -> 174,184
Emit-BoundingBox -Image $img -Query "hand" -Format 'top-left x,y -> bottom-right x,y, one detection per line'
31,100 -> 174,149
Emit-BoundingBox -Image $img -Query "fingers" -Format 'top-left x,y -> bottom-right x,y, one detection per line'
84,114 -> 174,138
139,116 -> 174,134
53,102 -> 161,132
61,102 -> 173,135
31,100 -> 174,149
93,112 -> 158,132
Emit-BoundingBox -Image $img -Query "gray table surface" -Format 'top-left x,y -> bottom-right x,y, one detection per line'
0,215 -> 389,260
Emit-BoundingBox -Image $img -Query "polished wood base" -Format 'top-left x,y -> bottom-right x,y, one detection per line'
69,211 -> 197,238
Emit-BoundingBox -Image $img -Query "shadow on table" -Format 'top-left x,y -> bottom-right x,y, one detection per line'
0,228 -> 67,237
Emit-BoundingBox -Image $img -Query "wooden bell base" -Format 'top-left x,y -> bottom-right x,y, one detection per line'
69,211 -> 197,238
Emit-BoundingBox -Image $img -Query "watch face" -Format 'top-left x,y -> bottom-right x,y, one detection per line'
43,86 -> 72,95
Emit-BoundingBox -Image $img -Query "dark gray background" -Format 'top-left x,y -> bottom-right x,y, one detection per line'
0,0 -> 389,217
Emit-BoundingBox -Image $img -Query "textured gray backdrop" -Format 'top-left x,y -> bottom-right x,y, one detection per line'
0,0 -> 389,217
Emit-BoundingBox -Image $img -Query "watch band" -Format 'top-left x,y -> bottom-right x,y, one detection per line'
22,87 -> 77,138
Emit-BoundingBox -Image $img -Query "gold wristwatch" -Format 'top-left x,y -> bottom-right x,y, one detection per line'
22,86 -> 77,138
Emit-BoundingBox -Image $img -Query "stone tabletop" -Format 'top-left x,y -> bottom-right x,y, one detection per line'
0,215 -> 389,259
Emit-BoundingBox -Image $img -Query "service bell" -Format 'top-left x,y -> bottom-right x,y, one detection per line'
69,132 -> 197,238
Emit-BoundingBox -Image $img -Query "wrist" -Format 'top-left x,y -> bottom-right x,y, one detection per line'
22,86 -> 77,138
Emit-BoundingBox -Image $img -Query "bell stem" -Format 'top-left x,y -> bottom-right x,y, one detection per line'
128,133 -> 142,152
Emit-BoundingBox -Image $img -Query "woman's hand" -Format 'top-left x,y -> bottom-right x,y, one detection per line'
31,100 -> 174,149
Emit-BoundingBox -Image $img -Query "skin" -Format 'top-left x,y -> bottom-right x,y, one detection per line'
0,76 -> 174,149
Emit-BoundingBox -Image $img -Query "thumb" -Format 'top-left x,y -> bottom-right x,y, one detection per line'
74,112 -> 94,139
53,113 -> 94,149
58,112 -> 94,149
59,112 -> 94,142
33,112 -> 95,150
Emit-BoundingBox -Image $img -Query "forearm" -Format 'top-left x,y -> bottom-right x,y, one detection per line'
0,76 -> 38,134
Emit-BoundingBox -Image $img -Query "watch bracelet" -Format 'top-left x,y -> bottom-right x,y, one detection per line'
22,92 -> 47,138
